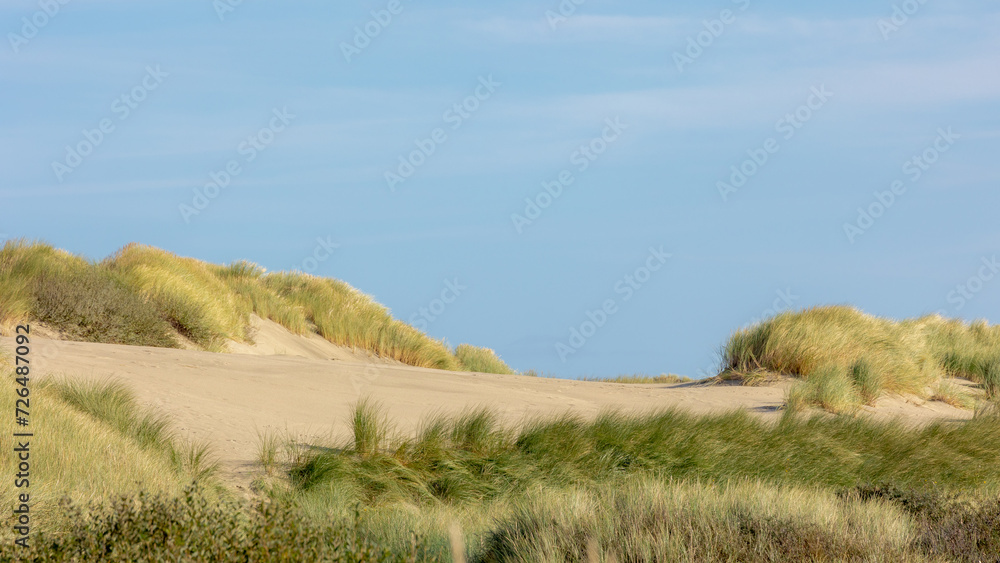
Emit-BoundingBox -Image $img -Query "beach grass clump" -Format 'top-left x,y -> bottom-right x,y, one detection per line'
980,357 -> 1000,400
351,397 -> 392,458
102,243 -> 251,350
288,401 -> 1000,510
721,306 -> 931,393
785,365 -> 860,414
929,379 -> 976,409
721,306 -> 1000,411
454,344 -> 515,375
849,358 -> 884,405
216,260 -> 311,336
263,271 -> 461,370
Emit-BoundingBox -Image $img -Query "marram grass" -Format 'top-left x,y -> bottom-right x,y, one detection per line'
274,401 -> 1000,561
722,305 -> 1000,410
0,240 -> 514,373
287,400 -> 1000,508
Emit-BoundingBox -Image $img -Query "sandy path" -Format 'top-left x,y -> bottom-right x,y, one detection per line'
1,335 -> 973,492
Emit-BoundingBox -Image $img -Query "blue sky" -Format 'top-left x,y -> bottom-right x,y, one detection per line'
2,0 -> 998,379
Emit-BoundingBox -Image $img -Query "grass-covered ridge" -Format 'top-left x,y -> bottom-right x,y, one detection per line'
721,305 -> 1000,410
0,240 -> 514,373
252,401 -> 1000,561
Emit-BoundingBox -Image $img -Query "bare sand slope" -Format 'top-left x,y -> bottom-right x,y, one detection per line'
1,332 -> 974,492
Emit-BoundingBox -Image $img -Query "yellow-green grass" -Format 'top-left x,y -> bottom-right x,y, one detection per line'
470,478 -> 920,562
262,271 -> 461,370
0,240 -> 516,373
0,240 -> 90,333
0,373 -> 216,540
102,243 -> 255,350
581,373 -> 693,384
722,305 -> 1000,410
287,401 -> 1000,512
454,344 -> 516,375
273,401 -> 1000,561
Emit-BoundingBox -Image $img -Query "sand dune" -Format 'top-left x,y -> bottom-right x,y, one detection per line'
2,321 -> 974,493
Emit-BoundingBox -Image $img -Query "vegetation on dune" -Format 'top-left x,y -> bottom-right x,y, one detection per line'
0,240 -> 514,373
474,479 -> 918,563
581,373 -> 693,384
288,401 -> 1000,507
102,243 -> 252,351
261,271 -> 460,371
722,305 -> 999,410
3,486 -> 433,562
9,477 -> 1000,562
454,344 -> 515,375
260,401 -> 1000,561
0,373 -> 219,540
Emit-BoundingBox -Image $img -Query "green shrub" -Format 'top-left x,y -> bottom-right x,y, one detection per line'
842,483 -> 1000,563
472,479 -> 915,563
2,487 -> 432,562
32,267 -> 177,348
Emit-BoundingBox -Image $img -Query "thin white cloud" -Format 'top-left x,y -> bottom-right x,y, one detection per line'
461,14 -> 687,44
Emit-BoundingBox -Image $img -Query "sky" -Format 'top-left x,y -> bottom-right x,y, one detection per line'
1,0 -> 998,379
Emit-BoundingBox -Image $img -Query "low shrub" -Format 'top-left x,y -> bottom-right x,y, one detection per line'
1,487 -> 432,562
32,267 -> 177,348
